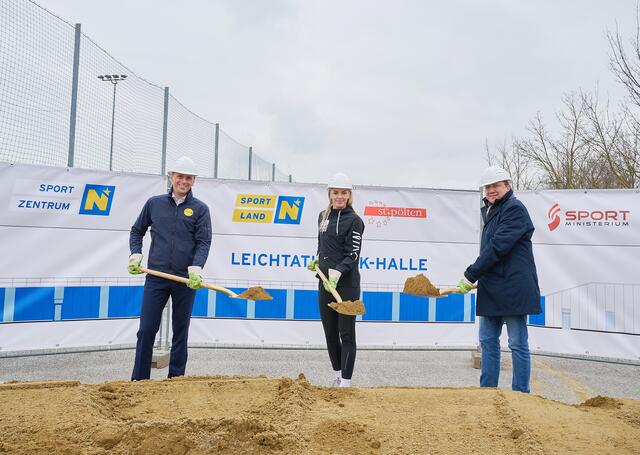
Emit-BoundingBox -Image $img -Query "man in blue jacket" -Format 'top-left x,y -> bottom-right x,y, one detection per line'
458,166 -> 541,393
127,156 -> 212,380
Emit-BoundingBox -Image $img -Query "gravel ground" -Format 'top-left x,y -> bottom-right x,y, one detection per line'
1,347 -> 639,404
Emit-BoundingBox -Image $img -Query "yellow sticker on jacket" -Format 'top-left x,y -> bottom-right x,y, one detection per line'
184,208 -> 194,217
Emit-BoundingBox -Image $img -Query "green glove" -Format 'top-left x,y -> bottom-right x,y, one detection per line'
128,254 -> 143,275
323,278 -> 338,292
457,277 -> 473,293
307,258 -> 319,271
187,266 -> 203,290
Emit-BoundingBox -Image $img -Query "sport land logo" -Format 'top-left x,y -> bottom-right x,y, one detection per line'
546,203 -> 630,231
232,194 -> 305,224
363,200 -> 426,228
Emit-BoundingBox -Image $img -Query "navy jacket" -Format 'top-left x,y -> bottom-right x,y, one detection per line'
317,206 -> 364,288
130,188 -> 212,277
464,190 -> 541,317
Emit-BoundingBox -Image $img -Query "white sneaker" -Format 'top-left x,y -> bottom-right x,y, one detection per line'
331,378 -> 341,387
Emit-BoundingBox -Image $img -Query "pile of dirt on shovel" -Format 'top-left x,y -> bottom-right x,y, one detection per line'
237,286 -> 273,300
328,300 -> 366,316
2,375 -> 640,454
403,273 -> 440,296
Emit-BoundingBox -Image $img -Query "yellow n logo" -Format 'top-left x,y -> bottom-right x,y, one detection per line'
274,196 -> 304,224
84,189 -> 110,211
277,200 -> 299,220
79,185 -> 115,216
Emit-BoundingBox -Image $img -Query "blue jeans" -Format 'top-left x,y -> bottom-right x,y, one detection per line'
479,315 -> 531,393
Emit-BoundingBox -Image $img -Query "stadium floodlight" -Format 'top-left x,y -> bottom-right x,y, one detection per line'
97,74 -> 128,171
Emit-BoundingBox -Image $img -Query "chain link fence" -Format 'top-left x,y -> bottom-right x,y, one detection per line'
0,0 -> 291,181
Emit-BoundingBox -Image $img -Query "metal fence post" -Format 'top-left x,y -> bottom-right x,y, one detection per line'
248,146 -> 252,180
272,163 -> 275,181
161,87 -> 169,175
67,23 -> 81,168
214,123 -> 219,178
289,174 -> 292,183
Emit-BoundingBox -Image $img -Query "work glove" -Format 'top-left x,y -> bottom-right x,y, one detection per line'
187,266 -> 203,290
323,269 -> 341,292
307,258 -> 319,271
128,254 -> 143,275
457,277 -> 473,293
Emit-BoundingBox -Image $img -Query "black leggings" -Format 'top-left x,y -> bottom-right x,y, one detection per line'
318,283 -> 359,380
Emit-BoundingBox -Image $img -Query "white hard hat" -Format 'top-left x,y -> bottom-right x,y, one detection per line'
168,156 -> 198,176
327,172 -> 352,190
479,166 -> 511,187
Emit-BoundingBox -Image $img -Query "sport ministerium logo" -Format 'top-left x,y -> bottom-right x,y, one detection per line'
547,203 -> 561,231
546,203 -> 630,231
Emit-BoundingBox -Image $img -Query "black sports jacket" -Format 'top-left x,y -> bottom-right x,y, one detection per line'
316,206 -> 364,287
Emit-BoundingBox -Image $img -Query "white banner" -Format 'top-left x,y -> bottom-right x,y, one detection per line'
0,163 -> 638,361
520,190 -> 640,338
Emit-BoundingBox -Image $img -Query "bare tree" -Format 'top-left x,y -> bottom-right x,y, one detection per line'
615,107 -> 640,187
517,93 -> 592,189
608,8 -> 640,108
580,91 -> 639,188
485,90 -> 637,189
483,9 -> 640,190
484,138 -> 537,190
607,8 -> 640,187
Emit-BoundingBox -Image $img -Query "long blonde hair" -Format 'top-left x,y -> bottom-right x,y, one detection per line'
320,189 -> 353,228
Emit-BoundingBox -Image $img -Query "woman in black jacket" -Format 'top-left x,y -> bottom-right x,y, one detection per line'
308,172 -> 364,387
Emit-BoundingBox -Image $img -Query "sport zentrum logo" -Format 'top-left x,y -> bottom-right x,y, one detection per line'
547,203 -> 561,231
546,203 -> 630,231
363,200 -> 426,228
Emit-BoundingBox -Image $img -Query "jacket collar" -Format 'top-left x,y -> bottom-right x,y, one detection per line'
167,187 -> 193,202
330,205 -> 354,215
483,188 -> 513,209
483,189 -> 513,222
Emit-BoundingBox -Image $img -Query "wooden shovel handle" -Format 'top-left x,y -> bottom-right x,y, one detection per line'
140,267 -> 239,298
315,265 -> 343,303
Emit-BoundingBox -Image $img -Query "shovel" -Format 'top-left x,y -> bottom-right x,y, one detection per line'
403,273 -> 477,298
140,267 -> 273,300
315,265 -> 366,316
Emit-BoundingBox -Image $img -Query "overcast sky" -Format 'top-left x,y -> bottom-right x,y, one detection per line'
34,0 -> 638,189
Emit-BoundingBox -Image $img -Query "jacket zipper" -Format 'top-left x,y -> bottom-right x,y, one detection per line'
170,201 -> 178,272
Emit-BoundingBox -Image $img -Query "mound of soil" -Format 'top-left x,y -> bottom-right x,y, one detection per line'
580,395 -> 622,409
1,375 -> 639,454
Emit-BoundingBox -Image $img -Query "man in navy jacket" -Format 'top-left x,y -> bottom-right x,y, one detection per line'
128,156 -> 212,380
458,166 -> 541,393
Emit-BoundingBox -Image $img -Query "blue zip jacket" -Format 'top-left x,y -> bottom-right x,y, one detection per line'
464,189 -> 541,317
130,188 -> 212,277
